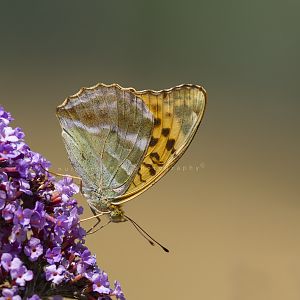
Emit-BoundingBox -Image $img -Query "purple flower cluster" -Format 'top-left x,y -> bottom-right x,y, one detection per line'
0,107 -> 125,300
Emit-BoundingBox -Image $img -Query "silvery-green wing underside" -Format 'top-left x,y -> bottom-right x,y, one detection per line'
56,84 -> 154,206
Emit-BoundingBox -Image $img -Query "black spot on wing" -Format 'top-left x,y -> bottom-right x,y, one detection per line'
143,162 -> 156,176
149,137 -> 159,147
166,139 -> 176,151
150,152 -> 160,161
162,128 -> 170,137
137,169 -> 146,183
150,152 -> 164,166
154,118 -> 161,126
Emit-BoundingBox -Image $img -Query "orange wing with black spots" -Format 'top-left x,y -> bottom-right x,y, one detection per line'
112,84 -> 206,204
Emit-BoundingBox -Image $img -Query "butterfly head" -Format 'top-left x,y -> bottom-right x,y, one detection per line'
108,204 -> 127,223
85,192 -> 127,223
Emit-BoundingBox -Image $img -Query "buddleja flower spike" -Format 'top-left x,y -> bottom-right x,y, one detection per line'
0,106 -> 125,300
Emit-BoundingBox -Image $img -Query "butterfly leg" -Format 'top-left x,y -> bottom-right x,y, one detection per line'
87,219 -> 111,235
40,164 -> 84,193
40,164 -> 82,181
86,208 -> 102,234
80,210 -> 109,223
79,178 -> 83,194
86,208 -> 111,234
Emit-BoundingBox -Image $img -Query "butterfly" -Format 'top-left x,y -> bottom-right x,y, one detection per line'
56,83 -> 206,226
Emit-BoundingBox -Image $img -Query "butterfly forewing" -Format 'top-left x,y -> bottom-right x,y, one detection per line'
113,85 -> 206,203
56,85 -> 154,204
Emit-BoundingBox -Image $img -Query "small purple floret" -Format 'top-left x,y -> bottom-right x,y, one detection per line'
24,237 -> 43,261
92,273 -> 111,294
45,264 -> 66,285
45,246 -> 62,264
0,288 -> 22,300
10,265 -> 33,286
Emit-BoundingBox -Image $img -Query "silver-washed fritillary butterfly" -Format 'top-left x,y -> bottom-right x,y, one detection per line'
56,83 -> 206,230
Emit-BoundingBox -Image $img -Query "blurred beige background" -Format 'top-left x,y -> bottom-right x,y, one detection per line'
1,1 -> 300,299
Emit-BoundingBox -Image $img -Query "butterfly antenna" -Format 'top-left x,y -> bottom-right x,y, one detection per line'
125,215 -> 169,253
129,219 -> 155,247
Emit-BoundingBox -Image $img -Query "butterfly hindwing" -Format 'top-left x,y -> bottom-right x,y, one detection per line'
56,84 -> 154,205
